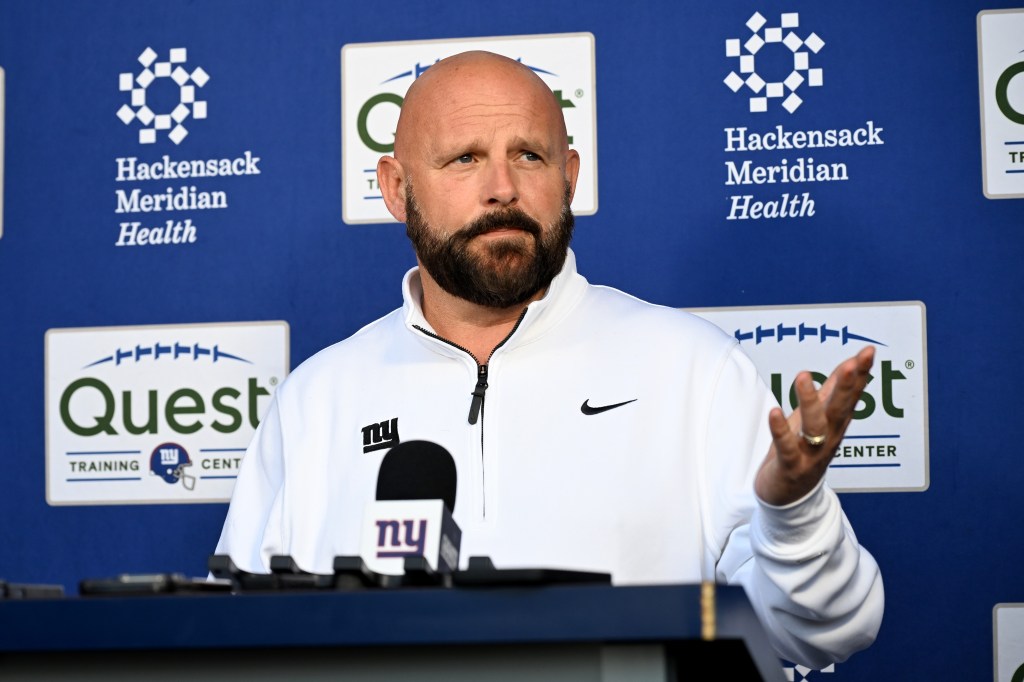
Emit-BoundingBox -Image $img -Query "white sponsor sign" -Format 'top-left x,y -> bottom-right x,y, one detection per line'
45,321 -> 289,505
361,500 -> 460,575
688,301 -> 928,492
978,9 -> 1024,199
341,32 -> 597,224
995,604 -> 1024,682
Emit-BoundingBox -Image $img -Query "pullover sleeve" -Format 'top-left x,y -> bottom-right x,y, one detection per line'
211,392 -> 287,574
705,344 -> 884,669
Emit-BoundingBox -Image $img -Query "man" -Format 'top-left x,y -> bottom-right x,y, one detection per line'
214,51 -> 883,669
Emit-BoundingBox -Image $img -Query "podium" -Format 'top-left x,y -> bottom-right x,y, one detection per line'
0,583 -> 786,681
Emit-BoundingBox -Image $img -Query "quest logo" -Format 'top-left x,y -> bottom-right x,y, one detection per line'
688,301 -> 929,492
340,32 -> 597,225
978,9 -> 1024,199
44,321 -> 289,505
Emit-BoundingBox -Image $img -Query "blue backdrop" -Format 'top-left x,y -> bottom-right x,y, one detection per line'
1,1 -> 1022,679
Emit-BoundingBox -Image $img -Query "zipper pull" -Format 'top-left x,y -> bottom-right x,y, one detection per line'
468,364 -> 488,425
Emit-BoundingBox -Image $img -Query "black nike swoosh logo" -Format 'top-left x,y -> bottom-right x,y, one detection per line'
580,398 -> 638,415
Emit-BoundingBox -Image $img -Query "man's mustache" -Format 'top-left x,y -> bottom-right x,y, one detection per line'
454,208 -> 543,241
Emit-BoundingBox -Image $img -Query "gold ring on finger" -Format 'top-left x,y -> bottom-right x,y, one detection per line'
799,430 -> 827,447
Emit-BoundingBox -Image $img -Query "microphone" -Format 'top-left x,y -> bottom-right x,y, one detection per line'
206,439 -> 611,591
360,440 -> 462,578
375,439 -> 457,511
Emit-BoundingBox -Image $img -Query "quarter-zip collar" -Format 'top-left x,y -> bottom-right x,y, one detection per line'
401,248 -> 589,357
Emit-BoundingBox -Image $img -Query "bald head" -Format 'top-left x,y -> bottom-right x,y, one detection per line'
394,51 -> 571,162
376,48 -> 580,249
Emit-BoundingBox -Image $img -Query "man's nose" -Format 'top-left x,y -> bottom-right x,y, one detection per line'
483,159 -> 519,207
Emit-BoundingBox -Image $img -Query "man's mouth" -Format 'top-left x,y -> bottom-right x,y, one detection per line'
481,226 -> 525,234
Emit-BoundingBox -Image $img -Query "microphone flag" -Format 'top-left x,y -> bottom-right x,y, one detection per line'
360,499 -> 462,576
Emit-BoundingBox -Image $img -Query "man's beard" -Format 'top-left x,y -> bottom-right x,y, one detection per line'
405,183 -> 575,309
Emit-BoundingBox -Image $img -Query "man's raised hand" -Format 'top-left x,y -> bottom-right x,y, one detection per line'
755,345 -> 876,506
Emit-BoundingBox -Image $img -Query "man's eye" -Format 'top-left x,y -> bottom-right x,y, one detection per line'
522,152 -> 541,162
454,154 -> 474,164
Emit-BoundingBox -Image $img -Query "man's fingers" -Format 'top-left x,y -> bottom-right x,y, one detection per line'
773,346 -> 877,457
825,347 -> 875,422
768,406 -> 798,452
800,345 -> 870,410
761,347 -> 877,505
794,372 -> 828,441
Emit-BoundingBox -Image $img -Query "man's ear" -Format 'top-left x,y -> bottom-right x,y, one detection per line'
564,149 -> 581,203
377,156 -> 407,223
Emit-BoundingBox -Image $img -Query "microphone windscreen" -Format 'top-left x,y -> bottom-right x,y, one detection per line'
375,440 -> 457,512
